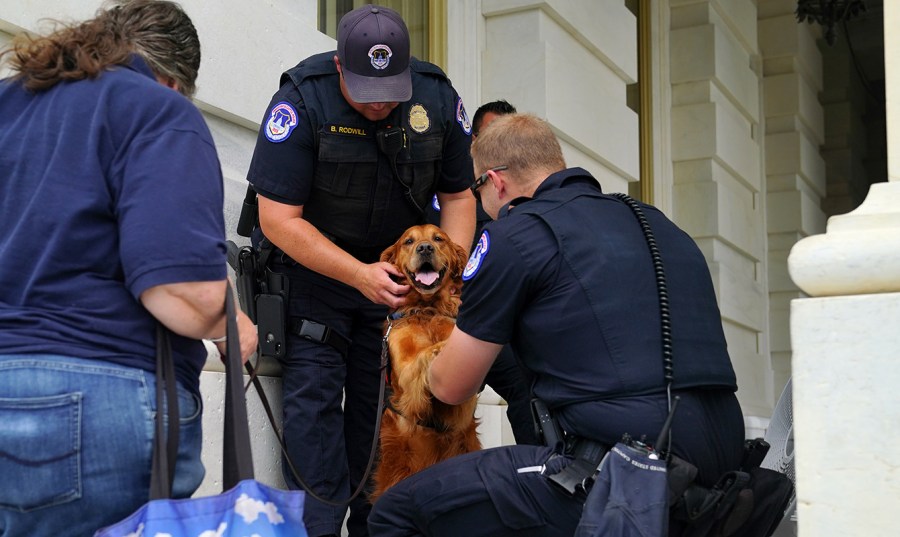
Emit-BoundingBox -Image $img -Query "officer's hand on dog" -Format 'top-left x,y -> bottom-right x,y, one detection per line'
214,309 -> 258,364
354,262 -> 410,309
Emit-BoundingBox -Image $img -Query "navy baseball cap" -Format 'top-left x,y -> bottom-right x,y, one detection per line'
337,4 -> 412,103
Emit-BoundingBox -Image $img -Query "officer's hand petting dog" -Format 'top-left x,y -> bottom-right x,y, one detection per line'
351,261 -> 411,309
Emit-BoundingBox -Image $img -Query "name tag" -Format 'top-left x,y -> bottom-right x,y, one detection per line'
325,124 -> 369,137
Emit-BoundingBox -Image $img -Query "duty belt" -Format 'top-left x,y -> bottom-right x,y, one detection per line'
544,435 -> 610,499
289,318 -> 351,357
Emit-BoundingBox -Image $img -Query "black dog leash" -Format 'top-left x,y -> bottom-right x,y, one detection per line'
243,357 -> 386,506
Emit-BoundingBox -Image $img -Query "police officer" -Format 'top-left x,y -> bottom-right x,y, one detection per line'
245,5 -> 475,537
468,100 -> 540,447
368,114 -> 745,536
428,99 -> 540,446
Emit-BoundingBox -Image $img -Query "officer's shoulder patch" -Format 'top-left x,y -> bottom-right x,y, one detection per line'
265,101 -> 299,143
431,194 -> 441,212
462,230 -> 490,281
456,97 -> 472,135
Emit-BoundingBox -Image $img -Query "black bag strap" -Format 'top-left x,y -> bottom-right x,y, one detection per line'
150,285 -> 254,499
223,287 -> 255,488
150,323 -> 179,500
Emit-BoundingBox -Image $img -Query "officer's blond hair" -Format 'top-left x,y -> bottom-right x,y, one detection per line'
0,0 -> 200,97
471,114 -> 566,183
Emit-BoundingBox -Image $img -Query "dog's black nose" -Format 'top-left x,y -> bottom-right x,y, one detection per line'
416,243 -> 434,255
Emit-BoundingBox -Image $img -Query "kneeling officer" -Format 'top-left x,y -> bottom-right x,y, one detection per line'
368,114 -> 745,536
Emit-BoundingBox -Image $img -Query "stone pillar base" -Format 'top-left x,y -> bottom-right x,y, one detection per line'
791,292 -> 900,536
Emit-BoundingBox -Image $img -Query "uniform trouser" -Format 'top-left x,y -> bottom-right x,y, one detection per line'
368,445 -> 583,536
482,345 -> 540,445
278,263 -> 386,537
0,354 -> 204,537
369,390 -> 745,537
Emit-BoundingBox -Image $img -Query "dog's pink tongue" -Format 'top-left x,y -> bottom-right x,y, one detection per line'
415,271 -> 439,285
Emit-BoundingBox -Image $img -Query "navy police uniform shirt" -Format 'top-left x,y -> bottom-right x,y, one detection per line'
0,56 -> 226,396
457,168 -> 737,441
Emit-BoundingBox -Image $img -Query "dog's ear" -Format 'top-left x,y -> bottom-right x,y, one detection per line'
448,241 -> 469,280
380,241 -> 398,265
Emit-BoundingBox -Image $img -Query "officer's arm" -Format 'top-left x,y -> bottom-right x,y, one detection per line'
257,194 -> 409,308
429,326 -> 502,405
436,190 -> 476,256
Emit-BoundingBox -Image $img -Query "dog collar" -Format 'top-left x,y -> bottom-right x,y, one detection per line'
389,308 -> 455,321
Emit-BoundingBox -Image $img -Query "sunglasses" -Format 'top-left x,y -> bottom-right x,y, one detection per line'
470,165 -> 508,199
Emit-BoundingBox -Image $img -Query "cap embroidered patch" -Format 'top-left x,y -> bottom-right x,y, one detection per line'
456,97 -> 472,135
431,194 -> 441,212
369,44 -> 393,70
409,103 -> 430,134
265,102 -> 298,143
463,230 -> 490,281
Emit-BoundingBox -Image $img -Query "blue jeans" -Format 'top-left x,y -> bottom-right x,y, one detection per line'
0,354 -> 204,537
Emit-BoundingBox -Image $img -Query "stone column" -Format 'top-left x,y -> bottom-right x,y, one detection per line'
758,0 -> 827,399
787,3 -> 900,535
669,0 -> 771,422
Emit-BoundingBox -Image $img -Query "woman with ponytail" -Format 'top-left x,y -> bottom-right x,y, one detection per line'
0,2 -> 256,536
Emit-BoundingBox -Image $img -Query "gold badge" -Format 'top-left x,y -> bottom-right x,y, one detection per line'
408,104 -> 430,134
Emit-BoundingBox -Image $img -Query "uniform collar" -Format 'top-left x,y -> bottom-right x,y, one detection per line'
122,54 -> 156,80
498,167 -> 600,218
532,167 -> 601,196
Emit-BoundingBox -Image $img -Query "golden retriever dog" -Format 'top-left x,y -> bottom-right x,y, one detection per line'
371,224 -> 482,501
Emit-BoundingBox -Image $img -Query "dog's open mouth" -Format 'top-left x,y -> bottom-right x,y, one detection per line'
406,261 -> 446,292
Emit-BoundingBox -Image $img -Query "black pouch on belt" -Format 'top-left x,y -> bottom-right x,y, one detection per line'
545,436 -> 609,498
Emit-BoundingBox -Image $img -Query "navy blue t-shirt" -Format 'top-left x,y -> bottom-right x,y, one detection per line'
0,56 -> 227,395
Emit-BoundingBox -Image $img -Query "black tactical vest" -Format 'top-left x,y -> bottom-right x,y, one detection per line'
514,176 -> 737,395
280,53 -> 450,260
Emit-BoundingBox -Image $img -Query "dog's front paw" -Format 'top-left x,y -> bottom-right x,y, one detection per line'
396,344 -> 444,420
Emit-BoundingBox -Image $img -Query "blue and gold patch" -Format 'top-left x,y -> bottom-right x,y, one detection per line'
462,230 -> 490,281
456,97 -> 472,135
369,44 -> 393,70
265,101 -> 298,143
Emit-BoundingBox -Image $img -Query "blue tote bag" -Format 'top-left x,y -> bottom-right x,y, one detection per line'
95,479 -> 306,537
95,290 -> 308,537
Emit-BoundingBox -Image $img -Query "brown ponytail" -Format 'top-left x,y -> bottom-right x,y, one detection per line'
1,1 -> 200,97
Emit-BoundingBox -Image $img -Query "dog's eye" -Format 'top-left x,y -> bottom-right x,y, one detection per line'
404,238 -> 414,245
434,235 -> 444,242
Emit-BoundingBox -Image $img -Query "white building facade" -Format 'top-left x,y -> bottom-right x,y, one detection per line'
2,0 -> 897,534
